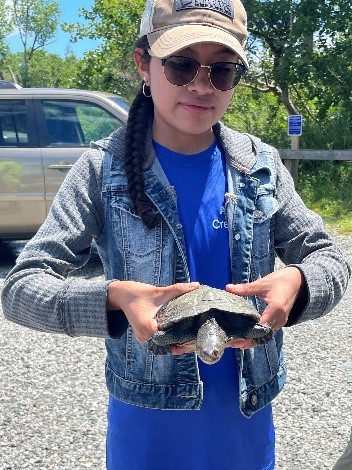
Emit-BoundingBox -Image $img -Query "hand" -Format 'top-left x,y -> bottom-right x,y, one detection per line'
107,281 -> 200,343
225,267 -> 305,350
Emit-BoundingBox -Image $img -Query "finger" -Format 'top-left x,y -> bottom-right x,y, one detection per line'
134,317 -> 158,343
160,282 -> 200,304
259,304 -> 288,331
225,338 -> 254,350
226,282 -> 263,298
172,282 -> 201,292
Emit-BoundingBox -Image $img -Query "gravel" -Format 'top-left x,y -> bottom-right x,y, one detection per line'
0,232 -> 351,470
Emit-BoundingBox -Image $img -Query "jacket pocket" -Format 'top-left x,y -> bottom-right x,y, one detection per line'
111,198 -> 160,257
105,187 -> 174,284
242,337 -> 280,388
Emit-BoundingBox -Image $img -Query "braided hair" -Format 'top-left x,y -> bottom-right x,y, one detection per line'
124,36 -> 161,229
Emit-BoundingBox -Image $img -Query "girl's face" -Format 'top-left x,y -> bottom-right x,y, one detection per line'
136,43 -> 237,153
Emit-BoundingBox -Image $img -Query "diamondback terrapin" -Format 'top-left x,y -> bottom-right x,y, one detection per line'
148,285 -> 273,365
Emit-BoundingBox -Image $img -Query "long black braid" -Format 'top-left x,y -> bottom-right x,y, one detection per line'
124,36 -> 161,229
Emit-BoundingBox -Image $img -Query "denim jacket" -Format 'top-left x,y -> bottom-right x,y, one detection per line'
2,123 -> 350,418
97,125 -> 285,417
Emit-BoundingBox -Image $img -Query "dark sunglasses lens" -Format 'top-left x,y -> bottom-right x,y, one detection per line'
210,63 -> 245,91
163,57 -> 198,86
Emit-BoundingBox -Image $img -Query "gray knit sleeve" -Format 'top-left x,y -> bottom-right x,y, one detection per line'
274,150 -> 351,324
1,148 -> 113,338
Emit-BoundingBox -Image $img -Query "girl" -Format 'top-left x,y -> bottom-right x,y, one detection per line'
2,0 -> 350,468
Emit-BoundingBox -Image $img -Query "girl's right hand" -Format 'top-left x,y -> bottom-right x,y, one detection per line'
107,281 -> 200,342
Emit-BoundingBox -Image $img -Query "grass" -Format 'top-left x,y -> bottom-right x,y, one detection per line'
297,161 -> 352,235
302,200 -> 352,234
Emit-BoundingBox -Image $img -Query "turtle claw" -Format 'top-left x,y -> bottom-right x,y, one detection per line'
147,333 -> 171,355
250,323 -> 274,345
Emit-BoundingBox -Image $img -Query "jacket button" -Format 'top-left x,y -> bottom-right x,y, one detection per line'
253,210 -> 263,218
234,233 -> 240,240
251,394 -> 258,406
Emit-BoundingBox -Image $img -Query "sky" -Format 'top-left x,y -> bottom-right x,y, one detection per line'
6,0 -> 101,58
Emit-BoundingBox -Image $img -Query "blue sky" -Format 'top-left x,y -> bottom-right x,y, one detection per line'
6,0 -> 100,58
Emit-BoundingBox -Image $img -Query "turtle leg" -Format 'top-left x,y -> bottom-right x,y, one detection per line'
148,332 -> 196,356
147,336 -> 171,355
250,323 -> 274,345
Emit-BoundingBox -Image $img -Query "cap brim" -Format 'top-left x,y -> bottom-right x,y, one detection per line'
148,24 -> 249,69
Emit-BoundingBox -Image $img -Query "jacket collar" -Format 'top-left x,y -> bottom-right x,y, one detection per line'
92,121 -> 262,174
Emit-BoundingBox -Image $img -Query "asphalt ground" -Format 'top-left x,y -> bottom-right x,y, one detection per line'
0,235 -> 351,469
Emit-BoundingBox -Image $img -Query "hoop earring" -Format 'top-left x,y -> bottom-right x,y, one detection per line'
142,81 -> 152,98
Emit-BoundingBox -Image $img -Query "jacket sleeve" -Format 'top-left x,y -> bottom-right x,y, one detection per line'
1,148 -> 114,338
273,150 -> 351,326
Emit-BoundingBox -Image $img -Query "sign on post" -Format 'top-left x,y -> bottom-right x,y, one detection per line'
288,115 -> 303,136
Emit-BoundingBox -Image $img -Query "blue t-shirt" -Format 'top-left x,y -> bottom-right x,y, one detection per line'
106,141 -> 275,470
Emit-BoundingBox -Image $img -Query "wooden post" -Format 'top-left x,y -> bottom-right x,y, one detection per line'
290,136 -> 299,186
285,115 -> 302,186
283,137 -> 299,186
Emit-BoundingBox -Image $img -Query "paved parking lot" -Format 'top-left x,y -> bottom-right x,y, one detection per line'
1,236 -> 351,469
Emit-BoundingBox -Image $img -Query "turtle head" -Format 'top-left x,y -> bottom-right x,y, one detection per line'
196,318 -> 227,365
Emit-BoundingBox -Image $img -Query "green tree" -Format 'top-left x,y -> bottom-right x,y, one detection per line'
0,0 -> 14,79
243,0 -> 351,120
65,0 -> 351,150
7,49 -> 80,88
64,0 -> 144,100
224,85 -> 289,148
10,0 -> 61,86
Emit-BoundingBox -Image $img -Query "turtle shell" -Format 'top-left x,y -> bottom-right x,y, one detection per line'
148,285 -> 271,355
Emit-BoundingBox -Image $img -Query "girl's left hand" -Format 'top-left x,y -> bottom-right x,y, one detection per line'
225,266 -> 305,350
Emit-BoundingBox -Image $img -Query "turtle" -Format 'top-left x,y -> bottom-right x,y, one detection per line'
148,285 -> 273,365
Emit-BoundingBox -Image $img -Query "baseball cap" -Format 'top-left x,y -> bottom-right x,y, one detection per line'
139,0 -> 249,69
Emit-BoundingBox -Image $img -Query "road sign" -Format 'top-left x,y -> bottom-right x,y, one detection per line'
288,115 -> 303,136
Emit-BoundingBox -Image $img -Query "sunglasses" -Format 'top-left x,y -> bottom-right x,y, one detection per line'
161,56 -> 247,91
